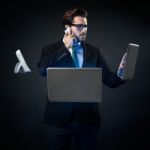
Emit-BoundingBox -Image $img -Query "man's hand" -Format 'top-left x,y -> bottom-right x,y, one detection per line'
117,52 -> 127,80
63,27 -> 75,49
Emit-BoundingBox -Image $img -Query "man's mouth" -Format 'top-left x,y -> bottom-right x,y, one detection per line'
79,35 -> 86,39
80,34 -> 86,37
79,36 -> 86,41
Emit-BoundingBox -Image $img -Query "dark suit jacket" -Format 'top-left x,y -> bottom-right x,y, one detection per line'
37,40 -> 124,126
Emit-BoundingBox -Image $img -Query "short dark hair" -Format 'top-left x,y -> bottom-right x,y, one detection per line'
62,8 -> 88,28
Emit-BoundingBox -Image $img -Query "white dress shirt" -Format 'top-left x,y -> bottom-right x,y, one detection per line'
63,39 -> 83,68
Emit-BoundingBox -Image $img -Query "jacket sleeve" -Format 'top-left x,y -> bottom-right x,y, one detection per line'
37,47 -> 54,76
97,50 -> 125,88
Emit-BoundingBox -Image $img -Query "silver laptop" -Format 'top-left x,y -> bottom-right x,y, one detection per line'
47,68 -> 102,102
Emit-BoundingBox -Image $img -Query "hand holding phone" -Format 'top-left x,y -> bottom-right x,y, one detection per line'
64,27 -> 71,34
63,27 -> 75,49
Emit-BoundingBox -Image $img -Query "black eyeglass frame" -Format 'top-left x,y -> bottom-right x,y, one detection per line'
69,23 -> 90,31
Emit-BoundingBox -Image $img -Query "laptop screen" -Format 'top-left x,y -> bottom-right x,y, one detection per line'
47,68 -> 102,102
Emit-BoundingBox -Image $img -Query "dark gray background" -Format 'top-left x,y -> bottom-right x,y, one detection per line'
1,0 -> 150,150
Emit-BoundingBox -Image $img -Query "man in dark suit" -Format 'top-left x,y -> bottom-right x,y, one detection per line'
37,8 -> 126,150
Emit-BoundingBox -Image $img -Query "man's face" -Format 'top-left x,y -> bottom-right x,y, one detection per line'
70,16 -> 88,41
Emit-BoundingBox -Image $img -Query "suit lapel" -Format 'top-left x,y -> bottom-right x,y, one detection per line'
53,40 -> 75,67
54,40 -> 93,68
55,40 -> 71,60
82,42 -> 91,67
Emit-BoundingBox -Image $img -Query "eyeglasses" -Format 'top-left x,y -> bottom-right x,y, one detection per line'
70,24 -> 89,31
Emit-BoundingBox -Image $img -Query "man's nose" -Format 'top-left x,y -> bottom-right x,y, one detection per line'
81,27 -> 87,34
83,27 -> 87,32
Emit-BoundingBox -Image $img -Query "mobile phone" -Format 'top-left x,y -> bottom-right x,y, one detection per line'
64,27 -> 71,34
64,27 -> 79,45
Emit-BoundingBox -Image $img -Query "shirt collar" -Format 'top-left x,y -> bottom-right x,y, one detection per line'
62,38 -> 82,54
